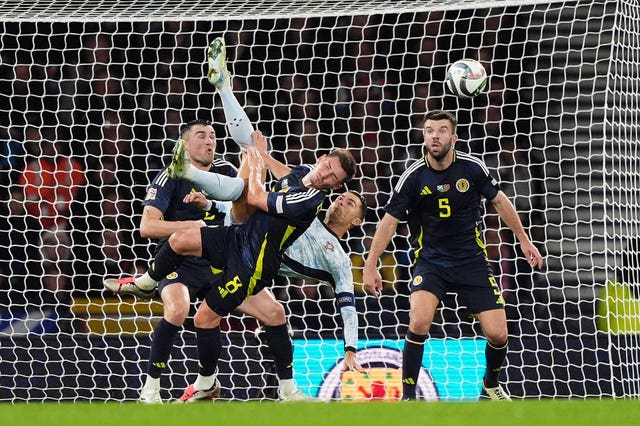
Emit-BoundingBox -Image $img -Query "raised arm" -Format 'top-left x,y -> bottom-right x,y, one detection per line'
245,145 -> 269,211
253,132 -> 291,179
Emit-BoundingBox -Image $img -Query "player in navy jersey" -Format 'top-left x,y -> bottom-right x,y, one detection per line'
363,110 -> 543,401
104,119 -> 240,403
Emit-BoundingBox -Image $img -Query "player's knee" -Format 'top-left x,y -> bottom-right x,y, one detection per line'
408,316 -> 432,335
260,302 -> 286,326
163,301 -> 189,325
193,311 -> 213,328
486,329 -> 508,347
409,324 -> 430,335
168,228 -> 199,254
193,305 -> 221,329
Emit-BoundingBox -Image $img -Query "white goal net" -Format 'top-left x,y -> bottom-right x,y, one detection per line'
1,0 -> 638,401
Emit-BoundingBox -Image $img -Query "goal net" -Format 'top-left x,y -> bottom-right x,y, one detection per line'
1,0 -> 638,401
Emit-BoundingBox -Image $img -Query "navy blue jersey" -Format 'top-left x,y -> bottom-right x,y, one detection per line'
385,151 -> 500,266
233,164 -> 327,296
143,159 -> 237,254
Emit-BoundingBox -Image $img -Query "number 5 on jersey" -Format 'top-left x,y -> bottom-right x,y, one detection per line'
439,198 -> 451,218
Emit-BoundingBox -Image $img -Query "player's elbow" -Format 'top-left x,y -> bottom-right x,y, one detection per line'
139,223 -> 152,239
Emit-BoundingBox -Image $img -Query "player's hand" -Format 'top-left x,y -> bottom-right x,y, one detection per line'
251,130 -> 269,157
363,263 -> 383,297
521,241 -> 544,269
342,351 -> 366,373
246,145 -> 264,170
183,191 -> 208,209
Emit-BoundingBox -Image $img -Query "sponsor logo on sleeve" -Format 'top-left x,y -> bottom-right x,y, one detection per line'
144,187 -> 157,201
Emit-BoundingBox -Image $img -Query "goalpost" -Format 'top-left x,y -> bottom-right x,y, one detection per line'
0,0 -> 638,401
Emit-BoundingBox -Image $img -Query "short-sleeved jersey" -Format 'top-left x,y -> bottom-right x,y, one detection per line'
279,217 -> 358,350
385,151 -> 500,267
143,159 -> 237,256
233,164 -> 327,295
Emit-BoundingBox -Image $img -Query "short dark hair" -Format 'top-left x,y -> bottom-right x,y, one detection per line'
348,190 -> 368,221
424,110 -> 457,132
179,119 -> 213,139
327,148 -> 357,183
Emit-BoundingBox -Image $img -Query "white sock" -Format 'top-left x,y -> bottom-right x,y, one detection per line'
194,374 -> 216,391
184,163 -> 198,180
218,84 -> 255,147
143,376 -> 160,391
135,272 -> 158,291
187,169 -> 245,201
279,378 -> 296,395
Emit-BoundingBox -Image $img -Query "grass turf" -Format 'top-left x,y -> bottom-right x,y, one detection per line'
2,399 -> 640,426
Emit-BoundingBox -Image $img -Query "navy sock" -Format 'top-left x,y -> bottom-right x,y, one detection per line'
265,324 -> 293,380
196,327 -> 221,376
483,340 -> 508,388
402,330 -> 427,400
147,319 -> 182,379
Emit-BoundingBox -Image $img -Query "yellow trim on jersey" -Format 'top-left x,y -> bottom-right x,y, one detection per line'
475,223 -> 488,255
425,151 -> 457,168
246,235 -> 269,298
413,226 -> 424,262
279,225 -> 296,250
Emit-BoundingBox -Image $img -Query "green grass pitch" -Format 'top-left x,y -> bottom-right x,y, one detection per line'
2,399 -> 640,426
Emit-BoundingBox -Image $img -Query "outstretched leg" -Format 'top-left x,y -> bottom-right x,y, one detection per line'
207,37 -> 255,147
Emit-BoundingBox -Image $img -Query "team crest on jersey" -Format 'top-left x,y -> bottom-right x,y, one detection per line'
167,272 -> 178,280
144,187 -> 157,201
437,184 -> 450,193
324,241 -> 335,252
280,178 -> 289,189
412,276 -> 423,286
456,179 -> 470,193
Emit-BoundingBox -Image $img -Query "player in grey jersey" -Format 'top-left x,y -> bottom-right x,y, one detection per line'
279,216 -> 360,352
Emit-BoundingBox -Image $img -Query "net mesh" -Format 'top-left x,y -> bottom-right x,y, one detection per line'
1,0 -> 639,401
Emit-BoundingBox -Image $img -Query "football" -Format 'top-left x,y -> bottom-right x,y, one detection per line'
445,58 -> 488,98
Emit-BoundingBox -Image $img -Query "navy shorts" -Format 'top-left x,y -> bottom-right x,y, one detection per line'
157,257 -> 220,302
200,226 -> 265,316
410,259 -> 504,314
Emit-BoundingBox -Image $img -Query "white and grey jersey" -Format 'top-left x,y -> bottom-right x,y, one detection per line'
279,217 -> 358,351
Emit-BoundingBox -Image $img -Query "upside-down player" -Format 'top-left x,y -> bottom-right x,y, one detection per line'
105,37 -> 365,403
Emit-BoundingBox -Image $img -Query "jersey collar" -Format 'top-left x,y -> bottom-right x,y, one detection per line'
425,150 -> 457,170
